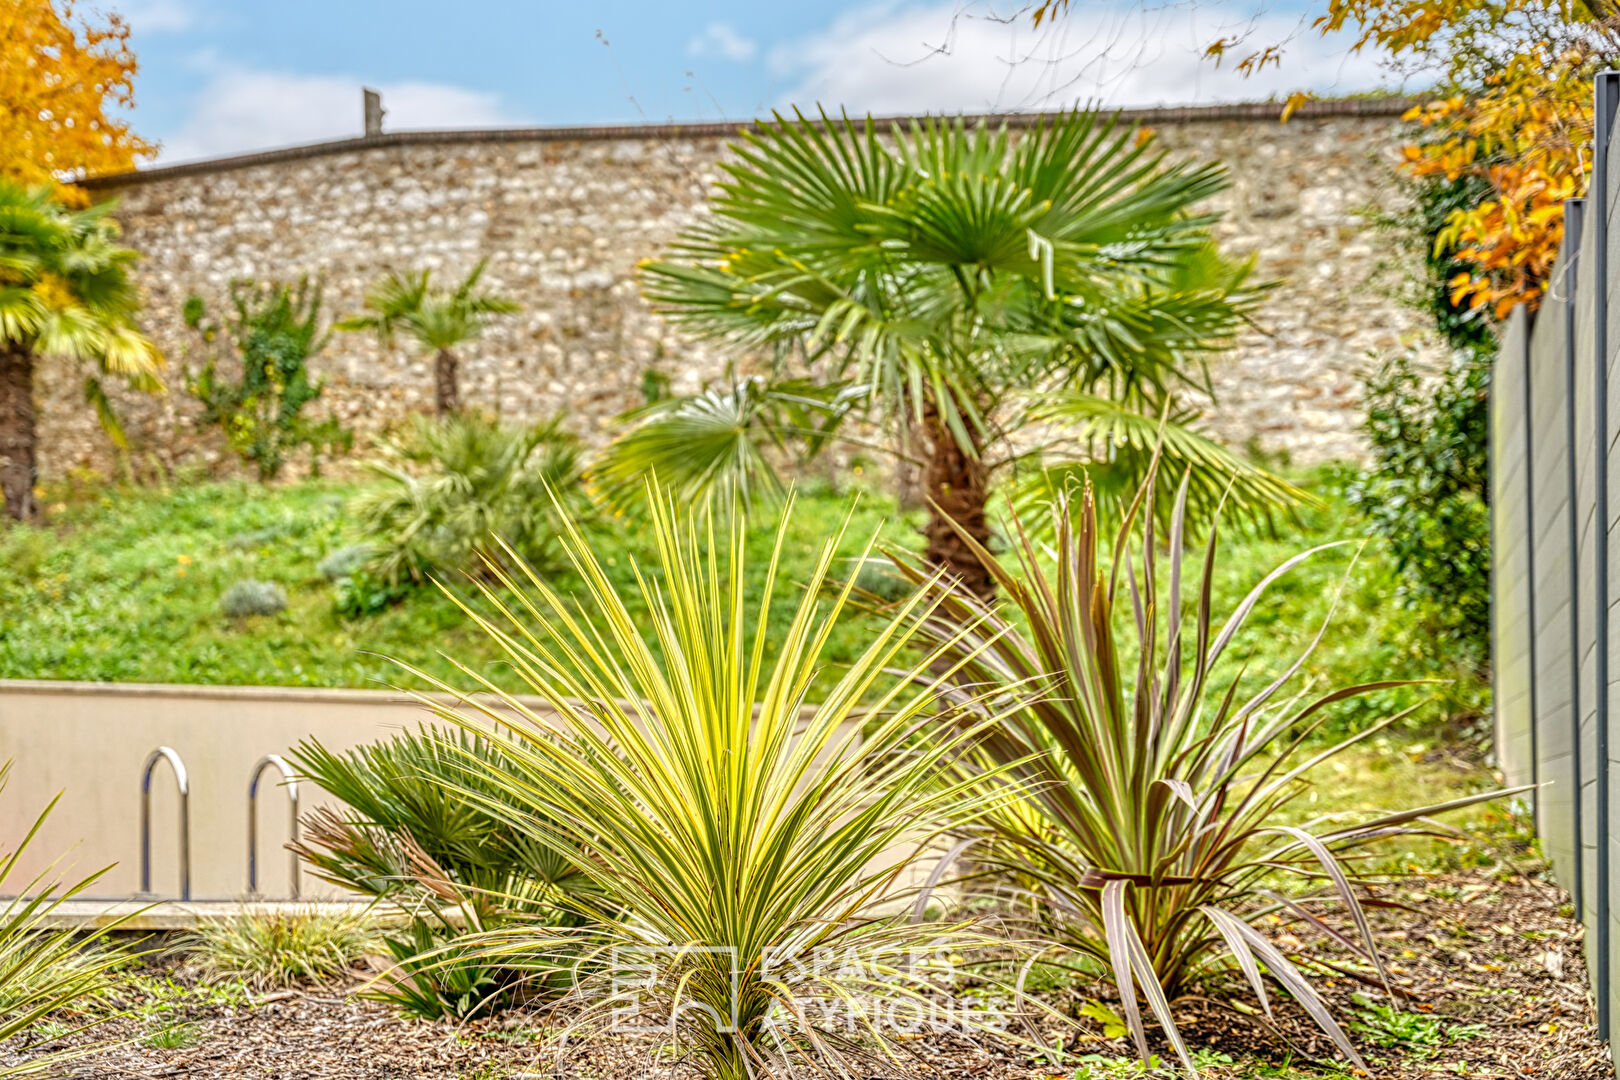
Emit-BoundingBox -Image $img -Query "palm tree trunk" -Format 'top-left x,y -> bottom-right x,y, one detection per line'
0,345 -> 37,523
920,398 -> 993,600
433,348 -> 461,416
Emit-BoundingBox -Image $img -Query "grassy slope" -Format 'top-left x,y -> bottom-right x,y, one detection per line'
0,468 -> 1485,738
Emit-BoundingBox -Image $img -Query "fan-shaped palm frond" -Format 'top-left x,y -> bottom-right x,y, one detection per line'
586,376 -> 860,516
351,411 -> 584,584
1010,391 -> 1310,534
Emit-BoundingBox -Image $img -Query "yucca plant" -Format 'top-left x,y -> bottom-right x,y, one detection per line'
400,490 -> 1018,1080
350,411 -> 584,584
897,472 -> 1516,1074
0,762 -> 135,1077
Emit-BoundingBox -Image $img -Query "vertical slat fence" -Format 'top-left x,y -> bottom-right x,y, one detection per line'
1493,68 -> 1620,1051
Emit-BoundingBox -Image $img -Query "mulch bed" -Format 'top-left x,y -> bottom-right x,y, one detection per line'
12,867 -> 1612,1079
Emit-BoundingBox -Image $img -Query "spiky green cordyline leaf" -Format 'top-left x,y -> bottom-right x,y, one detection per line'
897,465 -> 1517,1076
388,487 -> 1032,1078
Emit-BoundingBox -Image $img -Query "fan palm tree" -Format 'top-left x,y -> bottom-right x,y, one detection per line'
339,259 -> 518,416
0,181 -> 162,522
604,108 -> 1292,598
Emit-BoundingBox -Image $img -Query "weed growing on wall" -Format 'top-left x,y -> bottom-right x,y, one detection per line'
186,279 -> 351,480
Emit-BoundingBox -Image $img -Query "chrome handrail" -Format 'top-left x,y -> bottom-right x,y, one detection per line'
140,746 -> 190,900
247,754 -> 300,899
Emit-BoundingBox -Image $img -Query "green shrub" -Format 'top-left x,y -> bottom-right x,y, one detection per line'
366,920 -> 549,1021
329,567 -> 411,617
349,412 -> 584,585
291,727 -> 590,920
220,579 -> 287,618
1347,348 -> 1490,664
1348,163 -> 1495,671
181,907 -> 379,990
899,470 -> 1510,1075
187,279 -> 352,481
317,544 -> 372,581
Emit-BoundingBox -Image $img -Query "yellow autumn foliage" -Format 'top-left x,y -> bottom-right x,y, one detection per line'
0,0 -> 155,198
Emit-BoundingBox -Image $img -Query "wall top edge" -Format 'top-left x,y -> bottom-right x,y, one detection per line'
76,97 -> 1420,190
0,678 -> 485,708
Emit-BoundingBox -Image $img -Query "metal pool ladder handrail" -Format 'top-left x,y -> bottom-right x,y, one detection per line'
247,754 -> 300,899
140,746 -> 190,900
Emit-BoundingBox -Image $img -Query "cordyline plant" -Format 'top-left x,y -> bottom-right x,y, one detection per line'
896,470 -> 1517,1075
398,490 -> 1021,1080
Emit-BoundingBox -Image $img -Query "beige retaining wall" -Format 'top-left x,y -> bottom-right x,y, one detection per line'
0,679 -> 557,900
0,680 -> 931,905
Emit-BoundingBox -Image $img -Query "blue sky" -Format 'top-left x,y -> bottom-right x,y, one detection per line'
113,1 -> 1401,165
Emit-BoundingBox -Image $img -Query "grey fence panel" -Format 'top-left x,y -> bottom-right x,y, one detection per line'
1496,69 -> 1620,1056
1528,228 -> 1580,899
1576,211 -> 1604,1000
1494,308 -> 1534,787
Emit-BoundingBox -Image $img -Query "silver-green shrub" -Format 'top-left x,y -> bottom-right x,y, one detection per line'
221,579 -> 288,618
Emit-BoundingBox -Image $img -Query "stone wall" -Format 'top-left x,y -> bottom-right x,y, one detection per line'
49,100 -> 1439,480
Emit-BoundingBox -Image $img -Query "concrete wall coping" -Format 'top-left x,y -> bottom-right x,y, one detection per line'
0,678 -> 503,709
76,97 -> 1418,191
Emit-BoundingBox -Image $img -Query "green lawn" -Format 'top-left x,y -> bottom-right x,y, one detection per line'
0,467 -> 1485,737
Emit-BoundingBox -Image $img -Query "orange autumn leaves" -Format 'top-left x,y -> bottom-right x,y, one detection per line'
1303,0 -> 1610,318
1402,53 -> 1594,318
0,0 -> 154,198
1039,0 -> 1607,321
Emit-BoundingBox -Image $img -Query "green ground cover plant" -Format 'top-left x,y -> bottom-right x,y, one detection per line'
0,468 -> 1486,741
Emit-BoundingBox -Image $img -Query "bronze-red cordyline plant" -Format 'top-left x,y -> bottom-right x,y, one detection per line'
899,471 -> 1516,1073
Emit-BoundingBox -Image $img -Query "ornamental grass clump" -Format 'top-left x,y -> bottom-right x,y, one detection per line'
900,470 -> 1516,1074
403,490 -> 1018,1080
182,907 -> 380,991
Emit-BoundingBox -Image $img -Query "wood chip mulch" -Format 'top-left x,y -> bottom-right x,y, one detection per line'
8,866 -> 1612,1079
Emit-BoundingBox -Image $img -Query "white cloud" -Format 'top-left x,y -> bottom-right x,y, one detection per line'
116,0 -> 194,35
772,2 -> 1398,115
154,68 -> 521,164
688,22 -> 758,62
